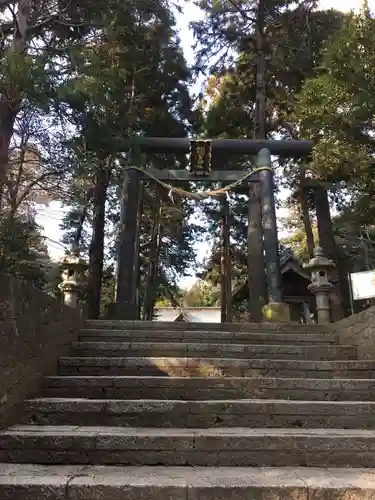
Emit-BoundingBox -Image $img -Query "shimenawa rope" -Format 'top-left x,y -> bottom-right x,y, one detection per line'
125,165 -> 273,201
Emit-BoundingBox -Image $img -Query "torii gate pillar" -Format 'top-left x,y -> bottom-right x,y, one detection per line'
257,148 -> 290,322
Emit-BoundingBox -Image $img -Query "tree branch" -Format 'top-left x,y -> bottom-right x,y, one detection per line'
226,0 -> 256,22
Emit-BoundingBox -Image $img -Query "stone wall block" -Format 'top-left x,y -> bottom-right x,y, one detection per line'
0,273 -> 83,427
333,306 -> 375,359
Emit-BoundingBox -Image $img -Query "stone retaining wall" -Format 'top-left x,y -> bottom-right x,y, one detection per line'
333,306 -> 375,359
0,273 -> 83,428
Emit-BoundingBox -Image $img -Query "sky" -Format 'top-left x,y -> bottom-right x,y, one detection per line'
36,0 -> 371,288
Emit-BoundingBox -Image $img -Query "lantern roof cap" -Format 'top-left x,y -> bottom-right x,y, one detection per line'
303,246 -> 335,270
60,244 -> 87,269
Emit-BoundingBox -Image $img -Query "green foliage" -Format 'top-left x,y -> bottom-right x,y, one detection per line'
282,219 -> 375,274
195,3 -> 345,292
154,297 -> 173,307
99,265 -> 116,317
4,0 -> 370,319
292,7 -> 375,282
295,10 -> 375,185
60,0 -> 194,156
182,279 -> 218,307
0,215 -> 49,288
192,0 -> 302,72
281,226 -> 318,263
55,0 -> 199,316
200,6 -> 345,143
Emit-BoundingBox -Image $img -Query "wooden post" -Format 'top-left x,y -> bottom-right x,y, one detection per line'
143,185 -> 162,320
226,241 -> 233,323
220,196 -> 232,322
247,181 -> 266,322
107,168 -> 141,319
258,149 -> 283,304
133,181 -> 144,319
220,198 -> 227,323
150,224 -> 162,317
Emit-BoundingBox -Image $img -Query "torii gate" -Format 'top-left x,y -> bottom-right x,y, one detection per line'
107,138 -> 313,322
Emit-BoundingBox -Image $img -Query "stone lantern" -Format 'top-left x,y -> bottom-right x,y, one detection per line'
59,244 -> 87,308
304,247 -> 335,324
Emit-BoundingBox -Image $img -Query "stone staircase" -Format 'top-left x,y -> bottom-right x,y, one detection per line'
2,320 -> 375,498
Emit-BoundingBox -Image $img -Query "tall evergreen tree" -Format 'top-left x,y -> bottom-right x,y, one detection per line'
194,2 -> 345,313
58,0 -> 197,317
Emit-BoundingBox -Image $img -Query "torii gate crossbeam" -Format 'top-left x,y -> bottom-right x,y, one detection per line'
137,138 -> 313,156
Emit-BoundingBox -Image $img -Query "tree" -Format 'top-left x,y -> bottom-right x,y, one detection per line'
194,1 -> 345,316
293,7 -> 375,315
0,0 -> 112,294
295,7 -> 375,214
57,0 -> 198,318
0,103 -> 65,289
183,280 -> 218,307
0,213 -> 49,287
0,0 -> 96,203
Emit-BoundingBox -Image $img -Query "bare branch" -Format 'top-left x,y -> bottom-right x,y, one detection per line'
13,167 -> 69,210
226,0 -> 256,22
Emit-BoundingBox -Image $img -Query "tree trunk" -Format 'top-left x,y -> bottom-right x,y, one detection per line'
74,189 -> 92,247
254,0 -> 266,140
247,0 -> 267,321
0,0 -> 31,202
315,185 -> 346,319
87,159 -> 111,319
0,106 -> 17,205
301,187 -> 315,257
299,169 -> 314,257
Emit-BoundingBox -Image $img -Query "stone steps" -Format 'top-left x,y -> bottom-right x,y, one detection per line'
2,464 -> 375,500
59,356 -> 375,378
70,341 -> 355,360
4,319 -> 375,497
43,375 -> 375,401
3,426 -> 375,467
80,329 -> 337,344
21,398 -> 375,428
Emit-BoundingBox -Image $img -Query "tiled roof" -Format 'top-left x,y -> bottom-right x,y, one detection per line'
154,308 -> 221,323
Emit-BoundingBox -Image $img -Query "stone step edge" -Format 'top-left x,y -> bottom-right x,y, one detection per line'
84,320 -> 326,328
5,425 -> 375,437
44,374 -> 375,387
22,397 -> 375,419
0,464 -> 374,493
80,328 -> 336,337
22,398 -> 375,418
25,397 -> 375,406
59,357 -> 374,367
71,341 -> 351,350
44,374 -> 375,382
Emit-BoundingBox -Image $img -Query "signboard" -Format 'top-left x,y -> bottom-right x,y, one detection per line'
189,140 -> 212,176
350,270 -> 375,301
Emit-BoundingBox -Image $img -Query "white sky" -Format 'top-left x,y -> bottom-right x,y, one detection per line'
36,0 -> 370,288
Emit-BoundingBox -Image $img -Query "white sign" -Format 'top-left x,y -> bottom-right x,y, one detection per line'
350,270 -> 375,301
